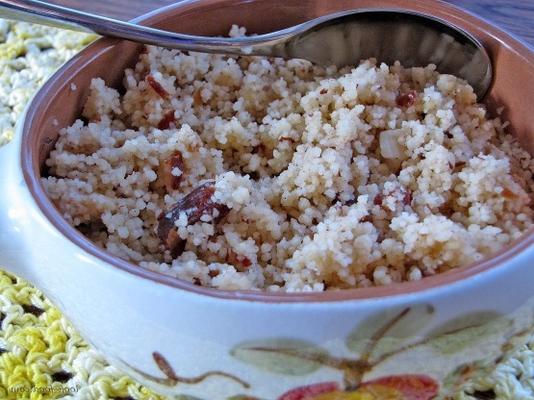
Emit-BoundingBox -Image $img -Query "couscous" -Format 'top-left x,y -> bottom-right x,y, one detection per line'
43,27 -> 533,292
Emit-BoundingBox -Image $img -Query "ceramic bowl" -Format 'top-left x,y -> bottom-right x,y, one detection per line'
0,0 -> 533,398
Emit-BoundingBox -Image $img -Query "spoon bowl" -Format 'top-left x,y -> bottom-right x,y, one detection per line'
0,0 -> 492,98
273,10 -> 492,98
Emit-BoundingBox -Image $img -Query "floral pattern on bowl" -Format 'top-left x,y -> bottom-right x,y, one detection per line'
128,303 -> 533,399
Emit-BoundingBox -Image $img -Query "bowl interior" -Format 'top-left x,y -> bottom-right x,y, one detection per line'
22,0 -> 534,301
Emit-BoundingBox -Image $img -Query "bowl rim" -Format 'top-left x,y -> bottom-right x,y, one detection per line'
21,0 -> 534,303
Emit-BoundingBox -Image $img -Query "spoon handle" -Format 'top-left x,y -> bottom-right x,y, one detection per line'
0,0 -> 275,55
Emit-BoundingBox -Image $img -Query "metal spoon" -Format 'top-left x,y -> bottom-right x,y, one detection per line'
0,0 -> 492,98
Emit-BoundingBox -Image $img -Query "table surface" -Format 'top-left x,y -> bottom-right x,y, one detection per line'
49,0 -> 534,46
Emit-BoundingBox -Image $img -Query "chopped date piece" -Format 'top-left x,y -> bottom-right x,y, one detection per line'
158,110 -> 176,130
502,188 -> 517,199
157,181 -> 229,257
161,151 -> 185,192
159,228 -> 185,258
146,75 -> 169,99
396,90 -> 417,107
247,171 -> 260,180
439,203 -> 454,217
227,249 -> 252,270
252,143 -> 267,155
403,190 -> 412,206
226,248 -> 238,265
452,160 -> 467,173
361,215 -> 373,223
193,88 -> 203,106
208,269 -> 220,278
374,193 -> 383,206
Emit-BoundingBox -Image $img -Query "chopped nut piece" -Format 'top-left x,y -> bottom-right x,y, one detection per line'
146,75 -> 169,99
157,181 -> 229,256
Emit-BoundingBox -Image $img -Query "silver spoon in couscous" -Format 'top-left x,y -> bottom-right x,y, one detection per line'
0,0 -> 492,98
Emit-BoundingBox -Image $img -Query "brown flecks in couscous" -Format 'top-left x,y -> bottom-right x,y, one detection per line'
42,27 -> 533,292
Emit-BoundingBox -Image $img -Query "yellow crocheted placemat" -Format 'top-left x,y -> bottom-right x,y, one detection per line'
0,20 -> 532,400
